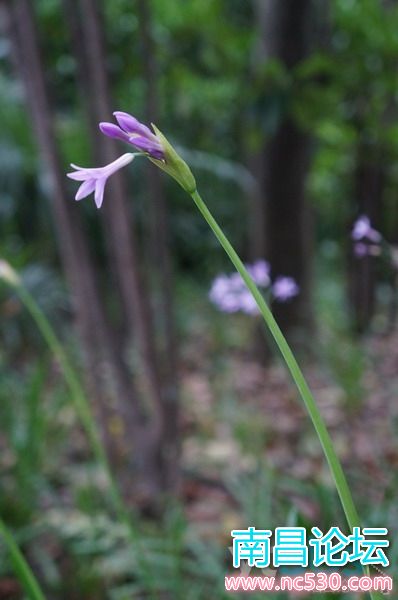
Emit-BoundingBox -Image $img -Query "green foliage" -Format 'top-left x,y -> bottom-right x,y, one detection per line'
302,0 -> 398,234
3,0 -> 396,272
0,361 -> 49,526
1,0 -> 397,597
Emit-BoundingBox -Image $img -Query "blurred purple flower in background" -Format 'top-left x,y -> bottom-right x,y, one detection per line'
100,111 -> 164,160
352,215 -> 381,243
354,242 -> 381,258
209,260 -> 299,315
354,242 -> 368,258
351,216 -> 382,260
272,276 -> 299,302
209,272 -> 260,315
209,274 -> 236,312
67,153 -> 134,208
246,259 -> 270,286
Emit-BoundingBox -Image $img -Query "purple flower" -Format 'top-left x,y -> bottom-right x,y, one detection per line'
209,274 -> 233,304
246,259 -> 270,287
272,277 -> 299,302
67,153 -> 134,208
209,261 -> 271,316
238,292 -> 260,315
354,242 -> 381,258
352,216 -> 381,243
209,265 -> 300,314
209,274 -> 244,313
99,112 -> 164,160
354,242 -> 368,257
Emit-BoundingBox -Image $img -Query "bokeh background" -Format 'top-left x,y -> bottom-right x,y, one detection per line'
0,0 -> 397,598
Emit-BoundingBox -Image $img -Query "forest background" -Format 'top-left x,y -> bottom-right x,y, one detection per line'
0,0 -> 397,598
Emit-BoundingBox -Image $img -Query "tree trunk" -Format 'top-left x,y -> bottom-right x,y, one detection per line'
255,0 -> 314,344
62,0 -> 179,495
3,0 -> 160,502
136,0 -> 180,493
349,140 -> 385,332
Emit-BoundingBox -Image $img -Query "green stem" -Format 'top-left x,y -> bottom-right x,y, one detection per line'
15,286 -> 118,506
191,189 -> 385,600
0,518 -> 46,600
7,282 -> 156,598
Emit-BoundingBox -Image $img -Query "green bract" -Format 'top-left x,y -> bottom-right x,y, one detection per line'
149,125 -> 197,194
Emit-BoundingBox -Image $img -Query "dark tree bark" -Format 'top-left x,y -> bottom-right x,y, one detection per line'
247,153 -> 267,261
137,0 -> 180,493
2,0 -> 164,503
349,140 -> 385,332
254,0 -> 314,343
2,0 -> 187,508
62,0 -> 179,495
73,0 -> 163,422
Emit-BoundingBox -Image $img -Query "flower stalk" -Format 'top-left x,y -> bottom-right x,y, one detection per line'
190,189 -> 359,526
67,112 -> 384,599
189,190 -> 386,600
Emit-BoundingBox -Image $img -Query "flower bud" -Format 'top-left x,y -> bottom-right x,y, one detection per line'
0,260 -> 20,286
149,125 -> 197,194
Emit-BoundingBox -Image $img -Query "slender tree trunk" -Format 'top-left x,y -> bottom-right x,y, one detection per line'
2,0 -> 159,499
247,154 -> 267,261
349,140 -> 385,332
255,0 -> 314,343
75,0 -> 163,426
137,0 -> 180,492
63,0 -> 179,494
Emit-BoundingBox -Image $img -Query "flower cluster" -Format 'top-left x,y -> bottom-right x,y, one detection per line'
67,111 -> 197,206
351,215 -> 382,258
67,111 -> 198,208
209,260 -> 299,316
351,215 -> 398,277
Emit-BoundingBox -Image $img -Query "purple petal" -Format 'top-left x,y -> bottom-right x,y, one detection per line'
272,277 -> 299,302
69,164 -> 107,178
75,178 -> 96,201
67,170 -> 89,181
354,242 -> 368,257
146,148 -> 164,160
217,295 -> 240,313
246,259 -> 270,287
352,216 -> 370,240
368,229 -> 382,243
94,178 -> 106,209
102,152 -> 135,176
99,122 -> 131,143
113,111 -> 153,138
351,215 -> 381,243
128,135 -> 164,159
239,292 -> 260,315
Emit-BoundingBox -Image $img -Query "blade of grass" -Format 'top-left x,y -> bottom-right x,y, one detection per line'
0,517 -> 46,600
0,271 -> 156,598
